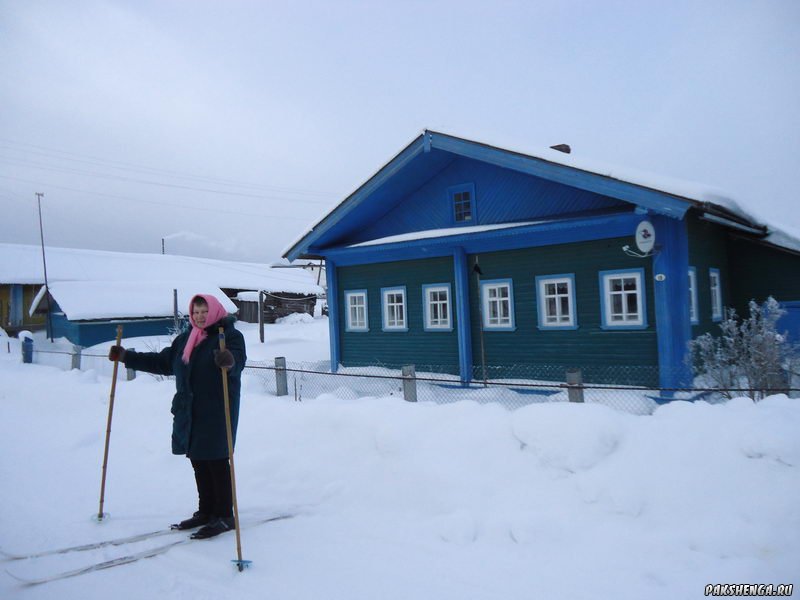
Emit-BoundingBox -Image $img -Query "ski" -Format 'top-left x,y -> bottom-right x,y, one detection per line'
6,539 -> 187,585
6,514 -> 293,586
0,526 -> 179,561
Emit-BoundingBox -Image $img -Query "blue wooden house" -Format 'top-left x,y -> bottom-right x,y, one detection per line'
284,131 -> 800,390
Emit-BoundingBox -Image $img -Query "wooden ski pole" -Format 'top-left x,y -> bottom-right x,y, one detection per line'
218,327 -> 250,571
97,325 -> 123,521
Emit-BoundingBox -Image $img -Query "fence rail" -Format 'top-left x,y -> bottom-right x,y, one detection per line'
10,340 -> 799,415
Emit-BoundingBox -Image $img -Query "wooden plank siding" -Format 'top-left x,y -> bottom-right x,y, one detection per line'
352,155 -> 625,246
466,237 -> 659,384
48,312 -> 178,347
727,236 -> 800,310
337,256 -> 460,372
686,214 -> 732,338
1,283 -> 45,333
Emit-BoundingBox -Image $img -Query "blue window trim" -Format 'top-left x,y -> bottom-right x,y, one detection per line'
709,268 -> 722,322
448,182 -> 476,226
480,278 -> 516,331
421,283 -> 453,332
688,267 -> 699,325
343,289 -> 369,332
381,286 -> 409,332
535,273 -> 578,330
598,268 -> 648,330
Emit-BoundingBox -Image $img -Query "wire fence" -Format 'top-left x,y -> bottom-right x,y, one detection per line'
8,339 -> 799,416
245,359 -> 800,415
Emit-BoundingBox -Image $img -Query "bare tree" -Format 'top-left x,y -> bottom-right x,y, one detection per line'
690,297 -> 797,400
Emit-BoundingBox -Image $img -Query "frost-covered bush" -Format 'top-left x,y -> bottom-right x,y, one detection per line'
689,297 -> 798,400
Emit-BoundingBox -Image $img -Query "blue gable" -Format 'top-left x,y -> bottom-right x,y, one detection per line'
286,130 -> 702,261
349,154 -> 627,245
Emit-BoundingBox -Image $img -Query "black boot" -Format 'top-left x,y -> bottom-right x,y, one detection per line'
191,516 -> 235,539
170,511 -> 211,530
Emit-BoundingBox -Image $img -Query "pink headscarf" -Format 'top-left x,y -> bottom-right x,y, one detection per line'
182,294 -> 229,364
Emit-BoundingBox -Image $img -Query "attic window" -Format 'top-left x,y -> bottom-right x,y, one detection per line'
449,183 -> 475,224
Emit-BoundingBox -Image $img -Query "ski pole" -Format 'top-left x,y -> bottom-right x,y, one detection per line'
218,327 -> 250,571
97,325 -> 123,521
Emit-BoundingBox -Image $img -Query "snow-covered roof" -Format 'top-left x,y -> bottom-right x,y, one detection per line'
438,129 -> 758,220
31,281 -> 238,321
347,221 -> 544,248
284,129 -> 800,258
0,244 -> 323,295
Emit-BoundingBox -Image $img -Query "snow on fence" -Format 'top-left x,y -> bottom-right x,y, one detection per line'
11,340 -> 799,415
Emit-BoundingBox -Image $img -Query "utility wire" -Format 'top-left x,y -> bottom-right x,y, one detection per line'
0,174 -> 322,222
0,138 -> 337,198
0,156 -> 338,205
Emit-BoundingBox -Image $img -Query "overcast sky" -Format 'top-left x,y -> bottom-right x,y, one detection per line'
1,0 -> 798,263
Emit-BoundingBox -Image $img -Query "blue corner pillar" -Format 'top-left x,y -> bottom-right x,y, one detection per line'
651,215 -> 692,393
452,247 -> 473,384
325,258 -> 340,372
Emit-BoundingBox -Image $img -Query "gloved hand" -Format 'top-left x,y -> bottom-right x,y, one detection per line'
214,349 -> 235,370
108,345 -> 126,362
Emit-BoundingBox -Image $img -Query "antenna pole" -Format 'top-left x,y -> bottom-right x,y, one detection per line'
36,193 -> 54,342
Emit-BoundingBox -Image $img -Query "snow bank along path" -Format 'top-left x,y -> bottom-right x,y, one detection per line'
0,321 -> 798,600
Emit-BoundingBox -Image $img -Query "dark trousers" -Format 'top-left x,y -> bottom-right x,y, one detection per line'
190,458 -> 233,518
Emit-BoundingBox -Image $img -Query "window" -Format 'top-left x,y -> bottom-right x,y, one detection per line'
449,183 -> 475,224
709,268 -> 722,321
599,269 -> 647,329
688,267 -> 698,325
422,284 -> 452,331
381,286 -> 407,331
344,290 -> 368,332
480,279 -> 515,330
536,274 -> 577,329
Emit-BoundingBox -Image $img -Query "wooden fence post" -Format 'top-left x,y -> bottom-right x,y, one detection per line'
71,345 -> 82,370
259,291 -> 265,344
566,368 -> 584,403
402,365 -> 417,402
126,347 -> 136,380
275,356 -> 288,396
21,337 -> 33,363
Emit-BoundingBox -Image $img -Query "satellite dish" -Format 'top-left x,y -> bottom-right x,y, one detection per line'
635,221 -> 655,254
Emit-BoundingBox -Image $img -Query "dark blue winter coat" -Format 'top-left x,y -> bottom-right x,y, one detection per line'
123,316 -> 246,460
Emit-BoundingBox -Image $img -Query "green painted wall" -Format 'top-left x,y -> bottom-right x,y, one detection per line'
727,237 -> 800,310
466,238 -> 658,384
338,239 -> 661,383
337,256 -> 460,372
686,214 -> 731,337
686,212 -> 800,331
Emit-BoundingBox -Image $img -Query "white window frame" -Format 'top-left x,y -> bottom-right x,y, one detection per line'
535,274 -> 577,330
599,268 -> 647,329
480,279 -> 515,331
688,267 -> 699,325
381,286 -> 408,332
344,290 -> 368,332
422,283 -> 452,331
709,268 -> 722,322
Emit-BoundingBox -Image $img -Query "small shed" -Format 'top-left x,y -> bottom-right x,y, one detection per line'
233,290 -> 317,324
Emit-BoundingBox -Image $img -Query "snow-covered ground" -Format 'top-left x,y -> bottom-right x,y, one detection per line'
0,318 -> 798,599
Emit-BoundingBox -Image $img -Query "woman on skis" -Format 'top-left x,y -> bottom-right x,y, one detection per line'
108,293 -> 247,539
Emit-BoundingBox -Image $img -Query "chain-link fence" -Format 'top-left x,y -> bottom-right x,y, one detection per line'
10,340 -> 798,416
245,359 -> 800,415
